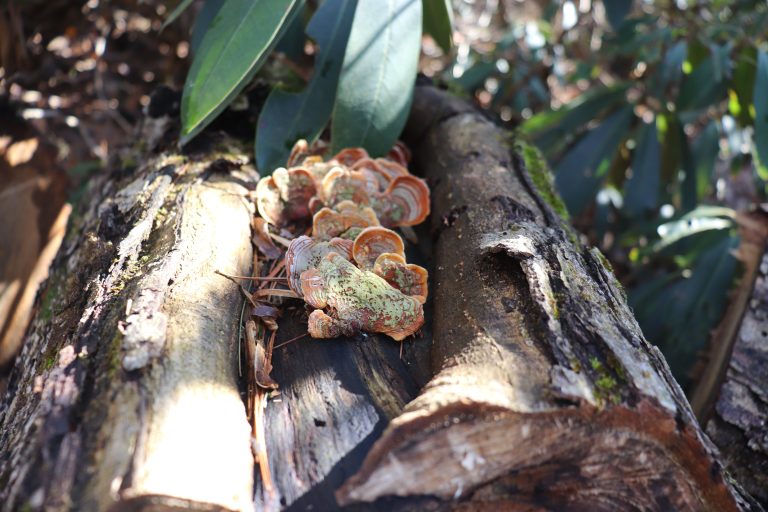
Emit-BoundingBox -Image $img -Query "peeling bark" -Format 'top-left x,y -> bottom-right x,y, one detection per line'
336,85 -> 761,511
0,109 -> 256,511
706,235 -> 768,507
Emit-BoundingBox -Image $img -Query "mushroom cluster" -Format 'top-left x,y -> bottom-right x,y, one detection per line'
257,140 -> 430,341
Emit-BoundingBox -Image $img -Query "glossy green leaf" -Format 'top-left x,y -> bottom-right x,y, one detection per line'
162,0 -> 195,30
604,0 -> 633,29
180,0 -> 304,145
655,40 -> 687,93
275,5 -> 308,61
554,106 -> 634,216
631,234 -> 739,388
691,121 -> 720,199
754,49 -> 768,179
256,0 -> 357,172
423,0 -> 453,53
623,118 -> 660,217
190,0 -> 225,55
731,46 -> 757,126
677,47 -> 730,119
331,0 -> 422,156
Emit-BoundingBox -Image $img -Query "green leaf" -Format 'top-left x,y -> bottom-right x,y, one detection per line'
190,0 -> 225,55
656,236 -> 739,387
655,40 -> 687,93
731,46 -> 757,126
275,5 -> 308,61
623,118 -> 660,217
753,49 -> 768,179
423,0 -> 453,53
331,0 -> 422,156
162,0 -> 195,30
180,0 -> 304,145
604,0 -> 633,29
690,120 -> 720,198
554,106 -> 634,216
677,46 -> 731,120
256,0 -> 357,172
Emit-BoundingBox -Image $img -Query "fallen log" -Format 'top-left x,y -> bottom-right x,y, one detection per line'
701,212 -> 768,506
0,107 -> 257,511
336,85 -> 761,510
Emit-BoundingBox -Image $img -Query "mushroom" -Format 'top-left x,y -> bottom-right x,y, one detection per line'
286,139 -> 310,167
284,235 -> 353,295
330,147 -> 369,167
352,226 -> 405,270
371,175 -> 430,228
319,167 -> 376,207
256,167 -> 317,226
312,201 -> 380,241
300,252 -> 424,341
386,141 -> 411,167
374,158 -> 410,180
372,253 -> 428,303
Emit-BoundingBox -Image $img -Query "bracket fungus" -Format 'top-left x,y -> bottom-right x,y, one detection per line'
300,253 -> 424,341
285,236 -> 353,295
312,201 -> 380,241
254,139 -> 430,342
256,167 -> 316,226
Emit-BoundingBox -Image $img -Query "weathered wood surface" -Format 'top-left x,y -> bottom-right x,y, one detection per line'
706,238 -> 768,507
254,248 -> 433,512
0,105 -> 256,511
336,85 -> 762,511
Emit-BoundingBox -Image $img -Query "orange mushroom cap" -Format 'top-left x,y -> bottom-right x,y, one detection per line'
255,176 -> 286,226
312,201 -> 380,241
386,141 -> 412,167
373,175 -> 430,228
285,235 -> 353,294
373,253 -> 429,303
330,147 -> 369,167
352,226 -> 405,270
319,167 -> 374,207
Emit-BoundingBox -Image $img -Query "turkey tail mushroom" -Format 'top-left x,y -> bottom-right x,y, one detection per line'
285,236 -> 353,295
256,167 -> 317,226
312,202 -> 380,241
373,175 -> 430,228
373,253 -> 429,303
352,227 -> 406,270
319,167 -> 375,207
330,147 -> 369,167
386,141 -> 411,167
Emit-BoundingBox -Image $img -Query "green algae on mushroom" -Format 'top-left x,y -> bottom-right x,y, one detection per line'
300,252 -> 424,341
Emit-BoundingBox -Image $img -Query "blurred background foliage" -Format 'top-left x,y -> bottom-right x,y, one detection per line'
435,0 -> 768,390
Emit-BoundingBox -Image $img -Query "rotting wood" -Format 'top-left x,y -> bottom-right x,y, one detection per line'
336,85 -> 762,511
0,104 -> 256,511
705,226 -> 768,507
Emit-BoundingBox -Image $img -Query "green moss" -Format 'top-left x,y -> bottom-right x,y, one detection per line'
593,248 -> 614,273
517,141 -> 570,222
589,356 -> 622,406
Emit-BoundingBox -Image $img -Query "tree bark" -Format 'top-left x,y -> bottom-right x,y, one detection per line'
0,110 -> 257,511
703,217 -> 768,506
336,85 -> 761,511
